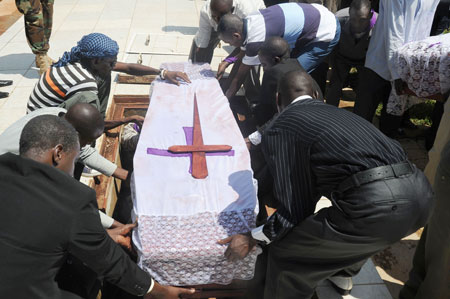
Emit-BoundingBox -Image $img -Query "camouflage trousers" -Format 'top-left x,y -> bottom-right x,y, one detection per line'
16,0 -> 54,54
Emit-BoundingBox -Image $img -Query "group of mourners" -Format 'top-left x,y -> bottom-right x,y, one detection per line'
0,0 -> 449,299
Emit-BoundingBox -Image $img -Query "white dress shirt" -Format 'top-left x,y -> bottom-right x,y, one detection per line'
365,0 -> 439,81
194,0 -> 265,48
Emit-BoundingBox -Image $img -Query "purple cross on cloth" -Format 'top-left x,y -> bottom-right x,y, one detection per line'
147,127 -> 235,174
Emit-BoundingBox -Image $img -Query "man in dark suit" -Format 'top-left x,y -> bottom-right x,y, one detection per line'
0,115 -> 195,299
246,37 -> 323,224
219,70 -> 433,298
253,36 -> 323,127
326,0 -> 376,107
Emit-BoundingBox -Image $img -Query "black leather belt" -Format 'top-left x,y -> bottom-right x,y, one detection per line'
338,161 -> 414,192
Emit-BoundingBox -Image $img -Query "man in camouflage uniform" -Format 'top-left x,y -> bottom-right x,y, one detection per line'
15,0 -> 55,74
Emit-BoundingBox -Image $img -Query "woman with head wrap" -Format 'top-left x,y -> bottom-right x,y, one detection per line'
27,33 -> 191,130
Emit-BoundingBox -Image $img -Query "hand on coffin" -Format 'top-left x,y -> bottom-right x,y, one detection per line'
165,71 -> 191,86
216,61 -> 230,80
218,233 -> 257,262
106,223 -> 136,251
146,282 -> 195,299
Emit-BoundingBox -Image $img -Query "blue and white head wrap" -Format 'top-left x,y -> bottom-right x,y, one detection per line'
53,33 -> 119,67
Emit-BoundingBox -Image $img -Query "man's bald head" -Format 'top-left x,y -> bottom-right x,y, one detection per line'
258,37 -> 291,71
64,103 -> 104,147
211,0 -> 234,24
277,70 -> 315,110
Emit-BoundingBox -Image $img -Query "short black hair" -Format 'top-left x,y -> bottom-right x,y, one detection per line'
217,13 -> 244,38
278,70 -> 314,105
19,115 -> 79,156
259,37 -> 291,59
350,0 -> 371,13
211,0 -> 233,11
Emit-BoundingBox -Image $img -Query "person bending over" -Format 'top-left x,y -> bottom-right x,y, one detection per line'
217,2 -> 340,100
26,33 -> 191,126
0,115 -> 195,299
190,0 -> 265,64
220,70 -> 433,298
326,0 -> 377,107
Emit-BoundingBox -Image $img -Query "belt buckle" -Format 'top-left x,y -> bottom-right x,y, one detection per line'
391,161 -> 412,177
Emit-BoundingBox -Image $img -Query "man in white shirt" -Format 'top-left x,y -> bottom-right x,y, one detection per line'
189,0 -> 265,64
354,0 -> 439,135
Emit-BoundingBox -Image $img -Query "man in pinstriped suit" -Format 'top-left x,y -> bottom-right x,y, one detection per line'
219,70 -> 433,298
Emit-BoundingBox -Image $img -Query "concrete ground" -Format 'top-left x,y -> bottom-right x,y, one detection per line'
0,0 -> 429,298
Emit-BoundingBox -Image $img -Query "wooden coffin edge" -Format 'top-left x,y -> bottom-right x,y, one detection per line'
91,94 -> 150,215
117,74 -> 158,84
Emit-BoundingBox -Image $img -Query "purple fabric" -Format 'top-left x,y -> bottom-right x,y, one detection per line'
296,3 -> 321,48
147,127 -> 235,174
224,56 -> 238,64
133,123 -> 141,133
370,9 -> 377,29
260,4 -> 285,39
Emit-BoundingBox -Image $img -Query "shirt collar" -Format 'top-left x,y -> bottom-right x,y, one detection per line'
290,95 -> 313,106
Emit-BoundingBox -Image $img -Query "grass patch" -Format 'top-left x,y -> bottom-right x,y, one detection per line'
375,100 -> 436,127
409,100 -> 435,127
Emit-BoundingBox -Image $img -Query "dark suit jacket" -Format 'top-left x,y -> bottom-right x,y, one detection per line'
261,99 -> 406,241
0,153 -> 150,299
254,58 -> 323,127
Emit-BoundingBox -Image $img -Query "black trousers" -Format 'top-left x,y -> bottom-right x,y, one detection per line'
247,165 -> 433,299
353,67 -> 404,136
353,67 -> 390,122
326,54 -> 367,107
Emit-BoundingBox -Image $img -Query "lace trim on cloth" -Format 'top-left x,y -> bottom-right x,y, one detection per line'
137,209 -> 261,286
387,36 -> 450,116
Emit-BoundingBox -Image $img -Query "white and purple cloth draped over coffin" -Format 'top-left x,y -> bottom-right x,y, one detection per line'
387,34 -> 450,116
131,62 -> 260,286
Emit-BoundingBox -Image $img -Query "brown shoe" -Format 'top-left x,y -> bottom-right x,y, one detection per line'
35,54 -> 51,75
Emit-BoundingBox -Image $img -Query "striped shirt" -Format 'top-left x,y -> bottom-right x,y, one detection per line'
27,63 -> 98,113
242,3 -> 338,65
261,98 -> 406,241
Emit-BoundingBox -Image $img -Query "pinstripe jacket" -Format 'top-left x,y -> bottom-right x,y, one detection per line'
261,97 -> 406,240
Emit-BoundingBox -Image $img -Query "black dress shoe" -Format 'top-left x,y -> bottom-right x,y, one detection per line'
0,80 -> 13,87
0,91 -> 9,99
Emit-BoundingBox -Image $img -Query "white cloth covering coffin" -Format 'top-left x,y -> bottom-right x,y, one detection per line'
131,62 -> 260,286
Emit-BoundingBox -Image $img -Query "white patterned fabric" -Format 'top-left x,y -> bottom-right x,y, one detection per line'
365,0 -> 440,81
132,62 -> 260,286
387,34 -> 450,116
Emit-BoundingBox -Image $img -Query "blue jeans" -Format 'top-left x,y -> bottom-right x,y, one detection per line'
294,17 -> 341,73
